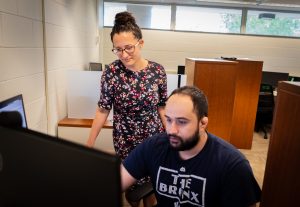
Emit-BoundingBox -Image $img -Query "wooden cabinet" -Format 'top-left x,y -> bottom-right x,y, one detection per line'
185,58 -> 263,149
260,81 -> 300,207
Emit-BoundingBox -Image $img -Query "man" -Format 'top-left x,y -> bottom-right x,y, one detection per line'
121,86 -> 261,207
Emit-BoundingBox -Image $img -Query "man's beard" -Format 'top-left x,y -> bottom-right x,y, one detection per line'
168,127 -> 200,151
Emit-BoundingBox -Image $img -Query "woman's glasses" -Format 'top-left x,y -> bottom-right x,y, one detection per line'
112,40 -> 140,55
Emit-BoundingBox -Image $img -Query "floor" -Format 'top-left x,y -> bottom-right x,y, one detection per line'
122,131 -> 270,207
239,131 -> 269,189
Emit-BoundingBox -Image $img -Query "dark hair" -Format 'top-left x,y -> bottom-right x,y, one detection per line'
169,86 -> 208,119
110,11 -> 142,42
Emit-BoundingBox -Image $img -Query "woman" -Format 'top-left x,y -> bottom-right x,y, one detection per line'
86,11 -> 167,207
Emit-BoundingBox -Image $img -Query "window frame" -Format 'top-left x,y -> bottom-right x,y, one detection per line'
102,1 -> 300,39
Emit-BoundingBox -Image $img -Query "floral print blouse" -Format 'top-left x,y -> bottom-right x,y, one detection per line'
98,59 -> 167,161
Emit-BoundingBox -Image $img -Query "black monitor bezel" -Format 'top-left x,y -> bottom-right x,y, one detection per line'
0,126 -> 122,207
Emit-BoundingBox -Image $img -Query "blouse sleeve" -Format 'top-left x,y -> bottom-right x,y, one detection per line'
158,64 -> 167,107
98,65 -> 114,110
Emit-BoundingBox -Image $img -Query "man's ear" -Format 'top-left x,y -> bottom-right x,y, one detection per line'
199,117 -> 208,129
139,39 -> 144,48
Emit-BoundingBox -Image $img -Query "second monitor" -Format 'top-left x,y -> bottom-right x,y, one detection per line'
261,71 -> 289,89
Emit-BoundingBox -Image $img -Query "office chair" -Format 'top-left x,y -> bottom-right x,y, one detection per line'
255,83 -> 275,139
125,182 -> 155,206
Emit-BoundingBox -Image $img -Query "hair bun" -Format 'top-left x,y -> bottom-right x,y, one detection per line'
114,11 -> 136,26
110,11 -> 142,41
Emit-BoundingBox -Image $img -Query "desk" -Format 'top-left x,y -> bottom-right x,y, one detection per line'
58,117 -> 114,153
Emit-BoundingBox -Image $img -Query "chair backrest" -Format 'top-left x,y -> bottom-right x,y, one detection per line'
258,83 -> 274,110
260,83 -> 273,93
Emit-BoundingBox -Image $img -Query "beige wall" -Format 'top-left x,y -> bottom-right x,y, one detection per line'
0,0 -> 99,135
0,0 -> 46,133
44,0 -> 99,135
102,28 -> 300,76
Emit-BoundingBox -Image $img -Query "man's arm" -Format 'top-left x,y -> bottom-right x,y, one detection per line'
121,164 -> 137,192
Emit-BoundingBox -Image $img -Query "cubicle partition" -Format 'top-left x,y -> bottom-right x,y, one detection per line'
58,70 -> 187,152
66,70 -> 187,119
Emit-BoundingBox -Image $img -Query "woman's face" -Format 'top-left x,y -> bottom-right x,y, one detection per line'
112,32 -> 143,69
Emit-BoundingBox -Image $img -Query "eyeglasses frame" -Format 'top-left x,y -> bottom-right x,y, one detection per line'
111,40 -> 140,55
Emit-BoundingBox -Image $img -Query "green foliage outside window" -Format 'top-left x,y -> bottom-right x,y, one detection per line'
222,13 -> 242,33
246,14 -> 300,37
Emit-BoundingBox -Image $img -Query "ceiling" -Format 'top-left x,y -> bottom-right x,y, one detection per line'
113,0 -> 300,10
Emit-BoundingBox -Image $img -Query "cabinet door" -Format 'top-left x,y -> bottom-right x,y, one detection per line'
261,82 -> 300,207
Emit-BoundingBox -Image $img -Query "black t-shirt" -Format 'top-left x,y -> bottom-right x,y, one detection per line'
123,132 -> 261,207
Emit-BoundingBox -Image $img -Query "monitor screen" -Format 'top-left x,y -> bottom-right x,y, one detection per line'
89,62 -> 102,71
0,126 -> 121,207
0,94 -> 27,128
261,71 -> 289,88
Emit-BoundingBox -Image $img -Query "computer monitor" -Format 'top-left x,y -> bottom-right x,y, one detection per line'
0,94 -> 27,129
288,75 -> 300,82
89,62 -> 102,71
177,65 -> 185,75
0,126 -> 121,207
261,71 -> 289,88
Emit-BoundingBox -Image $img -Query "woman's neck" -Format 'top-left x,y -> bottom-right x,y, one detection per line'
128,59 -> 148,72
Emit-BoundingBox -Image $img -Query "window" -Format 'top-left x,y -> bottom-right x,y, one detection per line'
104,2 -> 171,30
104,2 -> 126,26
175,6 -> 242,33
103,1 -> 300,38
246,10 -> 300,37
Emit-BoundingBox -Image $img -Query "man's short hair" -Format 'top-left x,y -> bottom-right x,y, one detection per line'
169,86 -> 208,119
